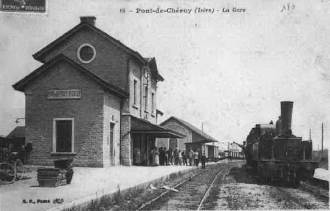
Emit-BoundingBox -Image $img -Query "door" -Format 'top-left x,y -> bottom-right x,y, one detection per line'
110,123 -> 115,165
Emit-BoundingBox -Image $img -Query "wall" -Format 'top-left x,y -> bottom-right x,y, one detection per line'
191,131 -> 209,156
120,115 -> 132,165
25,61 -> 106,167
128,59 -> 141,118
155,138 -> 169,149
149,78 -> 157,124
103,93 -> 121,167
41,27 -> 130,92
128,59 -> 158,124
156,119 -> 192,151
192,131 -> 205,143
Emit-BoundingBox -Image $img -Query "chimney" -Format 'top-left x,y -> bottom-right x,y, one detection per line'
280,101 -> 293,136
80,16 -> 96,25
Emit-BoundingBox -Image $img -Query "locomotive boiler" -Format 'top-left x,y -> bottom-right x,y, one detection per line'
245,101 -> 318,185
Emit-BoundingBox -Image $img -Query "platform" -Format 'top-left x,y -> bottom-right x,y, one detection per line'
0,165 -> 193,211
313,168 -> 329,182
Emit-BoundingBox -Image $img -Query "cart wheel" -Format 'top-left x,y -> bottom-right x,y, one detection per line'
15,159 -> 24,180
0,163 -> 15,182
66,169 -> 74,184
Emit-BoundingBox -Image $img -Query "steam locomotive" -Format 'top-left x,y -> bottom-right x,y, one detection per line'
244,101 -> 318,185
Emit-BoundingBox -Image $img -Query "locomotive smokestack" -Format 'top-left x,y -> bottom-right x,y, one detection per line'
280,101 -> 293,136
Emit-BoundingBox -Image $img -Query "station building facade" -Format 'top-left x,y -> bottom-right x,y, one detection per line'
156,116 -> 219,159
13,16 -> 183,167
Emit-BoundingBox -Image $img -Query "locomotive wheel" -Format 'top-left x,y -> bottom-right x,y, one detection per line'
292,169 -> 299,187
293,177 -> 300,187
289,170 -> 295,186
286,168 -> 299,187
280,167 -> 284,179
280,167 -> 290,185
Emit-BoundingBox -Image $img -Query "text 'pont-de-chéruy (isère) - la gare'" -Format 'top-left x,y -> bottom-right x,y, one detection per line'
119,7 -> 247,14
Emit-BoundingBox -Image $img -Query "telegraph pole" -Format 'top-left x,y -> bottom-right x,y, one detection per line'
321,122 -> 324,153
201,122 -> 204,133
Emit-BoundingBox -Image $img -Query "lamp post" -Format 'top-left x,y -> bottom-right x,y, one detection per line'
15,118 -> 25,124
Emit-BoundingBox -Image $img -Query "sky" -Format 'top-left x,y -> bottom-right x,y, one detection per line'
0,0 -> 329,150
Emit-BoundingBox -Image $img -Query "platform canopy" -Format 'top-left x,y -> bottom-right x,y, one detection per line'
184,140 -> 217,145
131,116 -> 185,138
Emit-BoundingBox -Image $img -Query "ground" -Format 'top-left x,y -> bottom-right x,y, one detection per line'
1,161 -> 328,211
205,163 -> 329,210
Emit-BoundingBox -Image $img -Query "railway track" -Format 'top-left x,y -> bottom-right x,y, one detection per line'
138,161 -> 239,211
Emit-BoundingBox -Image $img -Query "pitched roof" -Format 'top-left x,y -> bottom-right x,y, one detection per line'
13,54 -> 128,98
160,116 -> 218,142
7,126 -> 25,139
32,19 -> 164,81
33,22 -> 144,63
144,57 -> 164,82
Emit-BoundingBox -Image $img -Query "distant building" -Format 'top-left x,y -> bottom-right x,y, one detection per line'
156,116 -> 218,158
205,142 -> 219,160
226,142 -> 244,158
0,136 -> 8,161
13,16 -> 183,167
0,126 -> 25,162
6,126 -> 25,152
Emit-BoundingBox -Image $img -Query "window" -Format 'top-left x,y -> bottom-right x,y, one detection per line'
77,43 -> 96,63
144,86 -> 148,111
151,93 -> 155,114
53,118 -> 74,153
133,79 -> 137,105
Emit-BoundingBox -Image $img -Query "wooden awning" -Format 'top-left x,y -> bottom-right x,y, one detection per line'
131,116 -> 185,138
185,140 -> 217,145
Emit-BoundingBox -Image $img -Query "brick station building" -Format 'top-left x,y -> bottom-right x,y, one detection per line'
13,16 -> 183,167
156,116 -> 219,160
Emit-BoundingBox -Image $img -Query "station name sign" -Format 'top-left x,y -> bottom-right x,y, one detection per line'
0,0 -> 46,13
48,89 -> 81,100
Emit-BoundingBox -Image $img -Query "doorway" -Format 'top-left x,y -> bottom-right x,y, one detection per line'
169,138 -> 178,150
110,122 -> 115,165
132,134 -> 156,166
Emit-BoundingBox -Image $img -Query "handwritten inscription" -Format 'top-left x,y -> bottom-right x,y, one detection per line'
281,3 -> 295,12
48,89 -> 81,99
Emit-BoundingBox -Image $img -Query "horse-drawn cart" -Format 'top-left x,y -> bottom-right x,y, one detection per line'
0,157 -> 25,183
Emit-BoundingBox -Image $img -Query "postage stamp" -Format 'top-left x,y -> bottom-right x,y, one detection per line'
0,0 -> 46,13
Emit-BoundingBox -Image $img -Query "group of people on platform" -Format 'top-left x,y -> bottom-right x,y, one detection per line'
149,147 -> 207,168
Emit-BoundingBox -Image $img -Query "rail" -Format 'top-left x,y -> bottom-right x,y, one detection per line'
138,162 -> 233,210
197,167 -> 227,210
